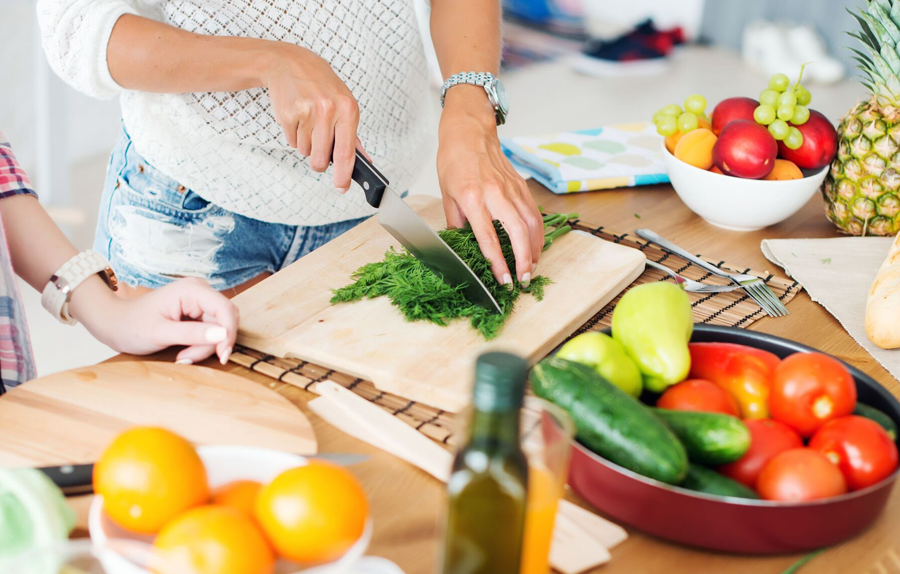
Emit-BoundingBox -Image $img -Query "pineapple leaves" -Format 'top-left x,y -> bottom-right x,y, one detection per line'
870,49 -> 896,81
890,0 -> 900,30
861,9 -> 896,48
887,73 -> 900,98
882,43 -> 900,75
848,28 -> 878,52
849,47 -> 879,81
870,2 -> 900,45
849,46 -> 877,65
850,8 -> 883,50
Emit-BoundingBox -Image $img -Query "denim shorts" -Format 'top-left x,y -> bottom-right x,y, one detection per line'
95,127 -> 367,290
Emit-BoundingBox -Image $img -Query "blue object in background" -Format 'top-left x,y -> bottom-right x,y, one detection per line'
503,0 -> 584,30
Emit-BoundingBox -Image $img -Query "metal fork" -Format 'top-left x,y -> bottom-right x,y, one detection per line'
635,229 -> 789,317
645,260 -> 741,294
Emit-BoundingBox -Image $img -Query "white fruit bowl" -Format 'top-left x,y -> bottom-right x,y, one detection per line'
89,445 -> 372,574
661,142 -> 829,231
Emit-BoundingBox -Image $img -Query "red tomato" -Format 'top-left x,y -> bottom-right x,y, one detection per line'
717,419 -> 803,488
757,449 -> 848,502
769,353 -> 856,437
656,379 -> 740,416
809,415 -> 899,491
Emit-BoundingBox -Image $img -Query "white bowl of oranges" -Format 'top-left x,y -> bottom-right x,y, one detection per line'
88,427 -> 371,574
654,79 -> 836,231
662,140 -> 829,231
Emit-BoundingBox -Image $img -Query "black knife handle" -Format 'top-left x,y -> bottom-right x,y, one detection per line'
38,463 -> 94,496
349,150 -> 389,208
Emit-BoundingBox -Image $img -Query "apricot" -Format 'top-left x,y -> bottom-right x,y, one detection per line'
665,131 -> 684,154
764,159 -> 803,181
674,128 -> 717,170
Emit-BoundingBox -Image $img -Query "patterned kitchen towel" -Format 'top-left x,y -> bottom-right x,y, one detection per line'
501,122 -> 669,194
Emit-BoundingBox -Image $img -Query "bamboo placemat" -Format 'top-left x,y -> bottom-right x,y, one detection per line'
230,222 -> 802,446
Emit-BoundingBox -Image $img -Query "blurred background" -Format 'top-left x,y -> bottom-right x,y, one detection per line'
0,0 -> 868,375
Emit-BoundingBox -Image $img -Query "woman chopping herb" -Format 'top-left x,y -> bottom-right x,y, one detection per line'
37,0 -> 542,297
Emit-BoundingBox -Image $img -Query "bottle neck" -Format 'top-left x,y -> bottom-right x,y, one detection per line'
466,406 -> 521,447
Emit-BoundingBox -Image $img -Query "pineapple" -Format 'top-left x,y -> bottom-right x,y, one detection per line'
824,0 -> 900,236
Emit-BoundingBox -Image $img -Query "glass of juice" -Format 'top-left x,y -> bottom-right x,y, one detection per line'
519,397 -> 575,574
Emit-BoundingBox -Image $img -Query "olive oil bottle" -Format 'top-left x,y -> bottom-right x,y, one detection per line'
440,352 -> 529,574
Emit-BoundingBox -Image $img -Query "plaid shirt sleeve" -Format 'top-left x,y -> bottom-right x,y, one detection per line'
0,132 -> 38,200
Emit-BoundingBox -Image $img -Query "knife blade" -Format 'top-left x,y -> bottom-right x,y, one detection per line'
37,453 -> 370,496
349,150 -> 502,314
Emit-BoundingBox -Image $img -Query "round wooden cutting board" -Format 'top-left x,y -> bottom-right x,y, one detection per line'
0,361 -> 317,467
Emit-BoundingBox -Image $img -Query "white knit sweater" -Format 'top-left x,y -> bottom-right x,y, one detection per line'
37,0 -> 435,225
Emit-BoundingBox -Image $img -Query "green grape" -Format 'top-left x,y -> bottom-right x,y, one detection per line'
769,119 -> 790,140
754,105 -> 776,125
684,94 -> 707,114
677,112 -> 699,133
759,89 -> 780,107
768,73 -> 790,92
661,104 -> 682,117
784,127 -> 804,150
777,105 -> 795,121
795,84 -> 812,106
777,92 -> 798,108
657,115 -> 678,136
791,105 -> 810,125
652,110 -> 666,125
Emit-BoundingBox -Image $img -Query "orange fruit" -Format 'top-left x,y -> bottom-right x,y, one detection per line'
666,118 -> 712,154
765,159 -> 803,181
211,480 -> 262,518
665,131 -> 684,154
93,427 -> 209,534
152,505 -> 274,574
710,165 -> 726,175
674,128 -> 717,170
254,462 -> 368,564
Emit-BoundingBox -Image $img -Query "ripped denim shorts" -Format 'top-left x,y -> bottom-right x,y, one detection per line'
94,126 -> 366,290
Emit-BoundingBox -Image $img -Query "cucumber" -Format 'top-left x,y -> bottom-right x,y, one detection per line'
853,403 -> 898,441
681,464 -> 759,500
654,409 -> 751,465
531,357 -> 688,484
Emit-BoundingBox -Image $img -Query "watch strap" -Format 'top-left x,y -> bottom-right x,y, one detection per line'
441,72 -> 504,125
41,251 -> 118,325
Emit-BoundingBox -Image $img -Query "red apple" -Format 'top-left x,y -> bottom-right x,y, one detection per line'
711,97 -> 759,135
777,109 -> 837,170
712,120 -> 778,179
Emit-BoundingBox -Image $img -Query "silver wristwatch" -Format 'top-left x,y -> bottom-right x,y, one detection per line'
440,72 -> 510,126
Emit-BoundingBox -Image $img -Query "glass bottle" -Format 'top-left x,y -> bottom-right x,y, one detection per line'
440,352 -> 529,574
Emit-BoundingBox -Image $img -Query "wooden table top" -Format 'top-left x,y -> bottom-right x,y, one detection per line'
72,181 -> 899,574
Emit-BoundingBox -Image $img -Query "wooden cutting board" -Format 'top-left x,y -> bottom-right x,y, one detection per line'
0,361 -> 317,467
235,196 -> 645,411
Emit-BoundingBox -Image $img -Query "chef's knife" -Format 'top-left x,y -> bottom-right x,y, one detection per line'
348,150 -> 502,314
37,452 -> 371,496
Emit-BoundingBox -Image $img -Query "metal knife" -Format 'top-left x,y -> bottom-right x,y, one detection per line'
348,150 -> 502,314
37,452 -> 370,497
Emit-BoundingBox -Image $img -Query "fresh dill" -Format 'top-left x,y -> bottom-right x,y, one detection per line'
330,213 -> 577,339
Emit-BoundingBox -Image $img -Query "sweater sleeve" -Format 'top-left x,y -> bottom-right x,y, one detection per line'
36,0 -> 143,100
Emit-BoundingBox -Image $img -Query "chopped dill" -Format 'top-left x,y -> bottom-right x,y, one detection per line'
330,214 -> 577,339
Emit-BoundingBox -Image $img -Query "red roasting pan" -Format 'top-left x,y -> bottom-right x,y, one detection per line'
567,324 -> 900,554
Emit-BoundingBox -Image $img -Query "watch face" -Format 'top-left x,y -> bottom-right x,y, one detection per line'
495,80 -> 509,115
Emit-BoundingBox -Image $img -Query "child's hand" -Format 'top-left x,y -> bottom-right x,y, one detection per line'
88,277 -> 239,365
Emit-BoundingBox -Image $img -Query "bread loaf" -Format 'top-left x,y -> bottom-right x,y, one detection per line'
866,231 -> 900,349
